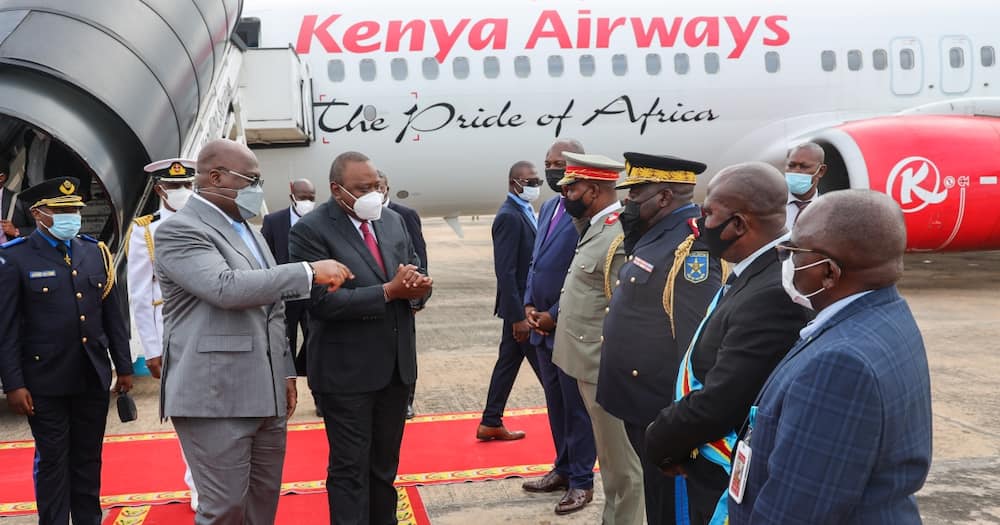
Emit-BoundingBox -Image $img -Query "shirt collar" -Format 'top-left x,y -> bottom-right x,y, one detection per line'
590,201 -> 622,225
507,192 -> 533,214
787,192 -> 818,204
731,232 -> 789,277
799,290 -> 874,339
36,228 -> 70,249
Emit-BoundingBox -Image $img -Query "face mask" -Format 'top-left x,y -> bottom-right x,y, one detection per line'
785,172 -> 815,196
292,198 -> 315,216
233,184 -> 265,220
163,188 -> 193,211
619,200 -> 643,254
696,215 -> 739,260
781,257 -> 829,310
563,194 -> 589,219
339,184 -> 384,221
544,169 -> 565,192
40,211 -> 82,240
517,184 -> 540,203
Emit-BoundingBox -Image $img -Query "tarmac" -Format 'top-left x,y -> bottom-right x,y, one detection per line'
1,216 -> 998,524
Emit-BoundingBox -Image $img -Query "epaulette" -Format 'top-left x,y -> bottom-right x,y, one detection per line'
686,217 -> 701,238
0,237 -> 26,249
604,212 -> 621,225
79,234 -> 100,243
132,213 -> 157,227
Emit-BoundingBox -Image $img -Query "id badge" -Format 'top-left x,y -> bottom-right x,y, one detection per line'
728,439 -> 752,504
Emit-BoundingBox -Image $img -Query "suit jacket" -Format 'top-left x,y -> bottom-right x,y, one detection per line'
154,197 -> 310,418
0,188 -> 35,237
552,209 -> 625,384
261,207 -> 292,264
646,249 -> 810,468
0,231 -> 132,395
388,201 -> 427,272
729,286 -> 932,525
288,200 -> 424,394
492,196 -> 536,321
524,196 -> 578,349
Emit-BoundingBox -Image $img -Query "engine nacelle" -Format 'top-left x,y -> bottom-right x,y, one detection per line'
807,115 -> 1000,252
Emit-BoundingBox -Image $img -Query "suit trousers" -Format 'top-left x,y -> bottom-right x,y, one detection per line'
536,344 -> 596,490
28,390 -> 109,525
625,421 -> 676,525
172,415 -> 288,525
318,380 -> 409,525
480,318 -> 541,427
578,381 -> 645,525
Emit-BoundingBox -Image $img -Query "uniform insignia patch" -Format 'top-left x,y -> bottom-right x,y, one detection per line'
60,180 -> 76,195
684,251 -> 709,283
29,270 -> 57,279
632,256 -> 654,273
605,212 -> 620,225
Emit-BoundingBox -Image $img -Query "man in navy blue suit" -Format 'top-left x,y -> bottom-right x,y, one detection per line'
729,190 -> 932,524
476,160 -> 543,440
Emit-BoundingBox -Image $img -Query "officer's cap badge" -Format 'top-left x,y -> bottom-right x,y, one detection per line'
60,180 -> 76,195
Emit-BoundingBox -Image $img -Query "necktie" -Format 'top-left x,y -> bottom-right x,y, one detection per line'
55,242 -> 71,266
232,222 -> 266,268
722,271 -> 736,295
792,200 -> 810,225
360,221 -> 386,274
544,200 -> 565,243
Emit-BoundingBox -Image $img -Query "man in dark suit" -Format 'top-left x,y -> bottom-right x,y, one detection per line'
729,190 -> 931,524
476,161 -> 543,440
288,151 -> 431,525
645,162 -> 810,524
0,152 -> 35,242
262,178 -> 317,376
0,177 -> 133,525
378,171 -> 427,419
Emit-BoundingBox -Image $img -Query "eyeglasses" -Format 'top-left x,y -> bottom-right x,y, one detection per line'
514,178 -> 543,188
775,241 -> 839,271
218,167 -> 264,188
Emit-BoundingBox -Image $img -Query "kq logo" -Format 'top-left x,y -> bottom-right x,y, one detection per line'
886,156 -> 949,214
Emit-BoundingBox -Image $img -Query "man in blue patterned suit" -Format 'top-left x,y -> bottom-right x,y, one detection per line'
728,189 -> 932,524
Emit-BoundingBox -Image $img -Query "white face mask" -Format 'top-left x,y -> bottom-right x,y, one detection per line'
518,185 -> 540,203
781,256 -> 829,311
163,188 -> 193,211
339,184 -> 383,221
292,198 -> 315,216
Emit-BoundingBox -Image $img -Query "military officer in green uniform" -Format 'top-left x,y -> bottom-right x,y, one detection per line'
552,152 -> 646,525
597,153 -> 724,525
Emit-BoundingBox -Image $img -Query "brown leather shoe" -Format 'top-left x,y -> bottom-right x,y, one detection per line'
522,470 -> 569,493
555,488 -> 593,515
476,424 -> 526,441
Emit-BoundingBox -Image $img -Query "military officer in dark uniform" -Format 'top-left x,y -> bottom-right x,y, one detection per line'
597,154 -> 723,525
0,177 -> 133,525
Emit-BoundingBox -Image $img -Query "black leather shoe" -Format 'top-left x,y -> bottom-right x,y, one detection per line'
522,470 -> 569,493
406,404 -> 415,419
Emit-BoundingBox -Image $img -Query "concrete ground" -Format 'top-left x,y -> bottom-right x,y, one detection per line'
1,217 -> 998,524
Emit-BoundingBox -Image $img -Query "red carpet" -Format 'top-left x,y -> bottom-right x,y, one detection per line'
1,408 -> 553,516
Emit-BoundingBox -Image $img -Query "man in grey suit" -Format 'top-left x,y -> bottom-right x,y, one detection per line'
154,139 -> 352,525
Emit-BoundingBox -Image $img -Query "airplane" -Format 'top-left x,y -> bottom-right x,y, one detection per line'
0,0 -> 998,254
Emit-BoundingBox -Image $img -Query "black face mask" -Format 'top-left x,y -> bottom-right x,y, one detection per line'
563,195 -> 589,219
545,169 -> 564,192
619,200 -> 643,254
696,215 -> 739,259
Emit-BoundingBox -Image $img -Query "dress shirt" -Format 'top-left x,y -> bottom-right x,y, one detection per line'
348,215 -> 376,243
590,202 -> 623,225
799,290 -> 874,340
507,192 -> 538,229
785,193 -> 817,230
731,233 -> 790,278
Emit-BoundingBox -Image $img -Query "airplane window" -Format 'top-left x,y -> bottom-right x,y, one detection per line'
515,56 -> 531,78
949,47 -> 965,69
900,49 -> 915,70
391,58 -> 408,81
765,51 -> 780,73
484,56 -> 500,79
847,50 -> 863,71
873,49 -> 888,70
821,51 -> 836,72
646,54 -> 662,75
612,54 -> 628,76
453,57 -> 470,79
548,56 -> 564,77
580,54 -> 596,77
328,60 -> 345,82
422,57 -> 440,80
704,53 -> 720,74
983,46 -> 997,67
674,53 -> 690,75
359,59 -> 376,81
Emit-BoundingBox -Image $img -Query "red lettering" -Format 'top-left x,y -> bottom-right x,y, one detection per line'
469,18 -> 508,51
429,19 -> 470,63
763,15 -> 790,46
526,10 -> 572,49
342,21 -> 381,53
724,16 -> 759,59
630,17 -> 682,48
296,14 -> 341,53
386,20 -> 426,53
684,17 -> 719,47
596,17 -> 627,48
577,10 -> 591,48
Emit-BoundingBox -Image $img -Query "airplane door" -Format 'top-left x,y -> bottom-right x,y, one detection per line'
940,36 -> 973,94
891,38 -> 923,96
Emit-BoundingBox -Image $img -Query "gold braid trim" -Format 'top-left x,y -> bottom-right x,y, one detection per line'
664,235 -> 734,338
124,215 -> 156,263
98,241 -> 115,300
604,233 -> 625,299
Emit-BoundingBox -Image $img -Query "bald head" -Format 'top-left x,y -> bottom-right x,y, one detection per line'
795,189 -> 906,282
709,162 -> 788,217
196,139 -> 258,181
788,142 -> 825,164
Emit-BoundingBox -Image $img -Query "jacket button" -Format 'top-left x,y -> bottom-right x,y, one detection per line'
629,276 -> 636,283
580,264 -> 585,269
98,283 -> 104,287
600,336 -> 604,342
574,249 -> 579,254
81,337 -> 88,343
76,292 -> 83,299
72,270 -> 78,276
80,315 -> 86,322
42,287 -> 49,293
34,355 -> 40,361
615,279 -> 620,286
560,288 -> 564,294
605,307 -> 610,313
632,369 -> 638,377
579,335 -> 584,341
567,268 -> 571,274
629,255 -> 635,261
